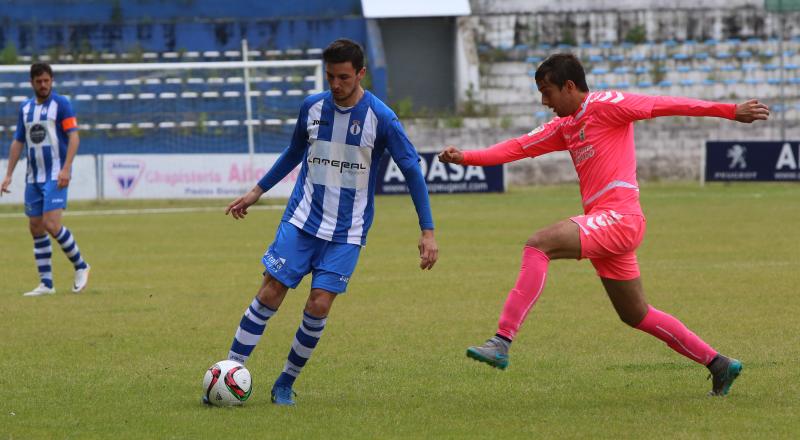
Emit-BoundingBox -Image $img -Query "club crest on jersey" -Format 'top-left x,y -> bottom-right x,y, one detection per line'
29,124 -> 46,144
579,123 -> 586,141
349,119 -> 362,136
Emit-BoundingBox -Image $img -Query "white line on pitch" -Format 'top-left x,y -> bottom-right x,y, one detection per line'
0,205 -> 283,219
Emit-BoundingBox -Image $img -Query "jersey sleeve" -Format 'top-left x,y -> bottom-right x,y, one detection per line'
56,96 -> 79,133
462,118 -> 567,166
257,104 -> 309,192
14,104 -> 25,142
383,117 -> 434,230
593,92 -> 737,126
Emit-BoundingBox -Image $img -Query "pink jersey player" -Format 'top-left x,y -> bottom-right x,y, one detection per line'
439,53 -> 769,396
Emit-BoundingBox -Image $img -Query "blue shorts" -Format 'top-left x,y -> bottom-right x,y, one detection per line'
25,180 -> 68,217
262,221 -> 362,294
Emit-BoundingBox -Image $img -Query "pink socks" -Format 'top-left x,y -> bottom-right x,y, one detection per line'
635,305 -> 717,365
496,247 -> 550,340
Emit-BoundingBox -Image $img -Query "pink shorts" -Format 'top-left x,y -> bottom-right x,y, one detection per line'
570,210 -> 646,280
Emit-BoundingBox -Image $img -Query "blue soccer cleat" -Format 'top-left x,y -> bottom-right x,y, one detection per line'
708,356 -> 743,396
271,384 -> 296,406
466,337 -> 510,370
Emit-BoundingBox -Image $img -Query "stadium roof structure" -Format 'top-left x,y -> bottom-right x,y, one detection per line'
361,0 -> 470,18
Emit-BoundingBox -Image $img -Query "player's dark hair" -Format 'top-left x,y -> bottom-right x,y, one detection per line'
30,62 -> 53,79
323,39 -> 365,72
535,53 -> 589,92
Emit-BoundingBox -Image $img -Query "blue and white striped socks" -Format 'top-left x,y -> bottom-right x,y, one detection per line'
274,312 -> 327,388
33,235 -> 53,288
228,296 -> 277,364
55,226 -> 87,270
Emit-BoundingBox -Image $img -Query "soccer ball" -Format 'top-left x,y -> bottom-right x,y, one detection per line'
203,360 -> 252,406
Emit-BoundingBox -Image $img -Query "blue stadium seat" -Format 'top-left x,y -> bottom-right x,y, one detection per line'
613,66 -> 630,74
680,79 -> 695,86
702,79 -> 716,86
716,52 -> 731,59
677,65 -> 691,73
614,81 -> 630,89
608,54 -> 625,62
736,50 -> 753,59
634,66 -> 648,74
591,67 -> 609,75
637,80 -> 653,88
526,56 -> 542,64
589,55 -> 604,63
673,53 -> 689,60
658,80 -> 672,87
744,78 -> 761,85
694,52 -> 709,60
704,39 -> 718,46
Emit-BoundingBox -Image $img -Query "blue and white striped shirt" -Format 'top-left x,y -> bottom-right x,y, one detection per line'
258,90 -> 434,246
14,92 -> 78,183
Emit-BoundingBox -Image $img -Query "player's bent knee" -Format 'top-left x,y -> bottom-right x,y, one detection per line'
524,233 -> 552,255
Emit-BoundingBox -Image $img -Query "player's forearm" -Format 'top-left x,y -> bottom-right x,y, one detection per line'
257,144 -> 304,192
4,140 -> 23,177
62,133 -> 80,169
401,165 -> 435,230
462,138 -> 527,166
651,96 -> 736,120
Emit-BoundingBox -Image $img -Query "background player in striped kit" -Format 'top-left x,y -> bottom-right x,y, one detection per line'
438,53 -> 769,396
215,39 -> 438,406
2,63 -> 90,296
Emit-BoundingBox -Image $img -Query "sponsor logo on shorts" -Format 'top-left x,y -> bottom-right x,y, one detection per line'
338,275 -> 350,284
51,198 -> 64,203
577,210 -> 624,235
263,251 -> 286,271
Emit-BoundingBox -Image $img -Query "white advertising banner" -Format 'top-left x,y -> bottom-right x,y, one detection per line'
102,154 -> 298,199
0,155 -> 97,205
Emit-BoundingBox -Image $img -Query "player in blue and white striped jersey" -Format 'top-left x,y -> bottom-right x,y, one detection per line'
216,39 -> 438,406
2,63 -> 90,297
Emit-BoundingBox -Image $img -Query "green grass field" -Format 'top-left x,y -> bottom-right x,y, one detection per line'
1,183 -> 799,439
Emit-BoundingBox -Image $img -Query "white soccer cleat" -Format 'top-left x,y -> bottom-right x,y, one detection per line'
72,265 -> 91,293
23,284 -> 56,297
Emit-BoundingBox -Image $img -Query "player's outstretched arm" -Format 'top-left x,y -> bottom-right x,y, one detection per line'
1,140 -> 24,196
418,229 -> 438,270
734,99 -> 770,123
225,186 -> 264,220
